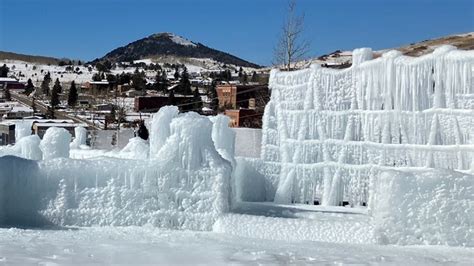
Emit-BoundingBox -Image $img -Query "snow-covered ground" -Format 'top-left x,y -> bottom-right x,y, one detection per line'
1,227 -> 473,265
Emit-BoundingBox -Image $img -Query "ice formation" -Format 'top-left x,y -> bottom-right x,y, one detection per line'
15,120 -> 33,142
39,127 -> 71,160
70,126 -> 87,149
256,45 -> 474,207
210,115 -> 236,168
149,106 -> 179,158
373,169 -> 473,246
0,110 -> 233,230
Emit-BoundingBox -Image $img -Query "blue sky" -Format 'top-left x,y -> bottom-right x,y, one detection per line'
0,0 -> 472,66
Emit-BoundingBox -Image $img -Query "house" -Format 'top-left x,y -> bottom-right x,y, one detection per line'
0,77 -> 25,90
82,81 -> 110,95
134,95 -> 195,112
0,101 -> 34,120
0,121 -> 15,145
216,84 -> 269,109
224,109 -> 263,128
31,119 -> 88,138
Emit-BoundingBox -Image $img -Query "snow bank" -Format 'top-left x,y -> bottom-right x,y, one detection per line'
39,127 -> 71,160
0,111 -> 232,230
372,169 -> 474,247
260,46 -> 474,206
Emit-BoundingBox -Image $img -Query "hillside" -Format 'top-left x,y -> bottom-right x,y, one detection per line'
90,32 -> 261,68
0,51 -> 68,65
289,32 -> 474,70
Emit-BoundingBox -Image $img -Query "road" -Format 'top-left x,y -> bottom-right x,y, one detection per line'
11,92 -> 101,130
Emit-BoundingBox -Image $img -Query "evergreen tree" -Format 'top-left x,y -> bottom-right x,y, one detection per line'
251,71 -> 258,82
51,79 -> 61,108
53,78 -> 62,94
242,72 -> 248,84
24,78 -> 35,95
41,72 -> 52,96
0,64 -> 9,77
178,67 -> 192,95
193,87 -> 203,112
68,80 -> 78,107
238,67 -> 243,78
132,68 -> 146,90
173,67 -> 180,80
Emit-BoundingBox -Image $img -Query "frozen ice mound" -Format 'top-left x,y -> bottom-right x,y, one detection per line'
0,110 -> 233,230
118,137 -> 149,159
372,169 -> 474,247
40,127 -> 71,160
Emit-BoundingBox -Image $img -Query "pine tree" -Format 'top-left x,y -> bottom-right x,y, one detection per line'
193,87 -> 203,113
179,67 -> 192,95
41,72 -> 52,96
0,64 -> 9,77
53,78 -> 62,94
251,71 -> 258,82
238,67 -> 243,78
24,78 -> 34,95
174,67 -> 180,80
68,80 -> 78,107
51,79 -> 61,108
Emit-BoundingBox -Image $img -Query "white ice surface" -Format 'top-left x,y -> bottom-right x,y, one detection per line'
0,227 -> 472,265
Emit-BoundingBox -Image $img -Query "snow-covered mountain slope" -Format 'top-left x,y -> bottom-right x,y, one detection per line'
90,32 -> 260,68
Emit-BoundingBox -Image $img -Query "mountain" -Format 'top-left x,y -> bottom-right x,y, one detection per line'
90,33 -> 261,68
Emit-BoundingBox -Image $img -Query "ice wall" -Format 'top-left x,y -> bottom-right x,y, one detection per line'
260,45 -> 474,206
0,111 -> 232,231
39,127 -> 71,160
372,169 -> 473,247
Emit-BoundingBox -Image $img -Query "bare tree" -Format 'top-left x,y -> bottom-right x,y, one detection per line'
274,0 -> 310,71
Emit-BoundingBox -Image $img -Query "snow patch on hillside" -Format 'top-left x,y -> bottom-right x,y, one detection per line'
168,33 -> 197,47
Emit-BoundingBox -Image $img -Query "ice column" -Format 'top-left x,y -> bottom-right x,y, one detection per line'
39,127 -> 72,160
70,126 -> 87,149
15,120 -> 33,142
149,106 -> 179,158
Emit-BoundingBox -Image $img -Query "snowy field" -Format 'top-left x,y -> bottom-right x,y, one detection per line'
1,227 -> 473,265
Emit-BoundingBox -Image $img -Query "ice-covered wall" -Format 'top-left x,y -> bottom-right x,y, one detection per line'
260,46 -> 474,206
372,169 -> 473,247
0,110 -> 233,230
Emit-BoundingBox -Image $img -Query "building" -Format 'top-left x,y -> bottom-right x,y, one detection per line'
216,84 -> 269,110
134,95 -> 195,112
82,81 -> 110,96
0,121 -> 15,145
0,77 -> 25,90
0,101 -> 34,120
31,119 -> 88,138
224,109 -> 263,128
